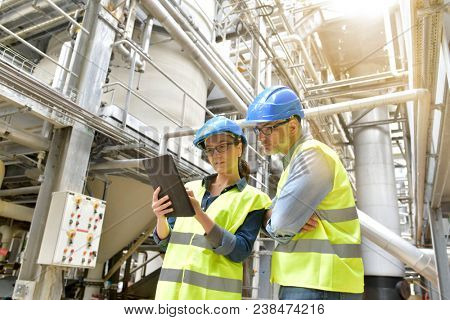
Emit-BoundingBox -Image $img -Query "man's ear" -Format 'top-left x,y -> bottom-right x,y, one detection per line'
288,118 -> 299,136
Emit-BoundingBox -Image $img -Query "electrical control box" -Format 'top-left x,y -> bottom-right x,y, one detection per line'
38,191 -> 106,269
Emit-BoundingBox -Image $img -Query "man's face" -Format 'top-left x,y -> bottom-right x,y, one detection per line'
255,119 -> 292,155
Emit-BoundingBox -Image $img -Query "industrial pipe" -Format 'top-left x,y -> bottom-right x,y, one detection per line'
161,0 -> 254,103
0,186 -> 41,197
358,209 -> 437,286
0,120 -> 50,151
136,18 -> 154,72
140,0 -> 248,115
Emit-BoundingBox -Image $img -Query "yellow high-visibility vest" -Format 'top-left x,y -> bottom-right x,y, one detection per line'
156,180 -> 272,300
271,139 -> 364,293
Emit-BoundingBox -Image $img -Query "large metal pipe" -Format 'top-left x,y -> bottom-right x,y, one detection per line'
136,18 -> 154,72
0,186 -> 41,197
161,0 -> 254,103
358,209 -> 437,286
420,248 -> 450,266
0,201 -> 33,222
353,98 -> 404,278
140,0 -> 248,115
0,120 -> 50,151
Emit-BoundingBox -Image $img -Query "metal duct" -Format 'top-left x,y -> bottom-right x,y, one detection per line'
353,105 -> 404,277
358,209 -> 437,286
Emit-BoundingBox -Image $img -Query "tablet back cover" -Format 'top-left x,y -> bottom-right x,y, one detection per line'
144,155 -> 196,218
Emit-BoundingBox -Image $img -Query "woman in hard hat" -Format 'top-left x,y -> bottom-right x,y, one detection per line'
152,116 -> 271,300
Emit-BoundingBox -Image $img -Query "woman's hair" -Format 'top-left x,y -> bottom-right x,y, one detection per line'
238,157 -> 251,182
237,138 -> 251,182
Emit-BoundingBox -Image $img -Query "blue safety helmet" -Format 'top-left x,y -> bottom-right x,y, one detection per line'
193,116 -> 247,149
244,86 -> 304,124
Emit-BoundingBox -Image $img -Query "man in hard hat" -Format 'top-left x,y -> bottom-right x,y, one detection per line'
245,86 -> 364,300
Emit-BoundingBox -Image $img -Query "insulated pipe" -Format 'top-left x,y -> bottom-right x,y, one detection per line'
0,186 -> 41,197
353,100 -> 403,277
0,200 -> 34,222
420,248 -> 450,266
161,0 -> 254,103
117,43 -> 143,68
358,209 -> 437,286
303,89 -> 428,118
136,18 -> 154,72
140,0 -> 248,115
0,120 -> 50,151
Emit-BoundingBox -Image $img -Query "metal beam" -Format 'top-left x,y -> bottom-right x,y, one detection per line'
15,0 -> 119,300
429,207 -> 450,299
430,90 -> 450,208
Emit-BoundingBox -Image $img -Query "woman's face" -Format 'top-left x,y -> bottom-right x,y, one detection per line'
204,133 -> 242,175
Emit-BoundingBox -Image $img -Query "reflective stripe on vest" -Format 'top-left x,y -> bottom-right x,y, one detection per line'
155,180 -> 272,300
274,239 -> 361,258
159,268 -> 242,294
271,139 -> 364,294
317,207 -> 358,223
169,231 -> 212,250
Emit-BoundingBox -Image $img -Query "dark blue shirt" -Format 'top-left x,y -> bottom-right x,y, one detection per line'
153,174 -> 265,262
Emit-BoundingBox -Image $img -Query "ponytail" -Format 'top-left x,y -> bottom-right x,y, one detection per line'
238,158 -> 251,182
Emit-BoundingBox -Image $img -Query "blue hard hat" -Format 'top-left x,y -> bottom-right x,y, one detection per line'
244,86 -> 304,124
193,116 -> 247,149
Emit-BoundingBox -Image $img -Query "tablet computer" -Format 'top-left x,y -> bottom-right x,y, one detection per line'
144,154 -> 196,218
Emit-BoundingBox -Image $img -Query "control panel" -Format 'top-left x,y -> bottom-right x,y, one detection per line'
38,191 -> 106,269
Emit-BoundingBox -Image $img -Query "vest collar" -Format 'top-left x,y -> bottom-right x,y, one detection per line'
282,132 -> 312,169
202,173 -> 247,192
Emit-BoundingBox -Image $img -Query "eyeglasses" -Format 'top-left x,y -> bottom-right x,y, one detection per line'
203,141 -> 239,156
254,118 -> 291,136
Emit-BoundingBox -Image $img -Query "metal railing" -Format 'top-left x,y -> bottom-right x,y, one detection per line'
0,42 -> 36,74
